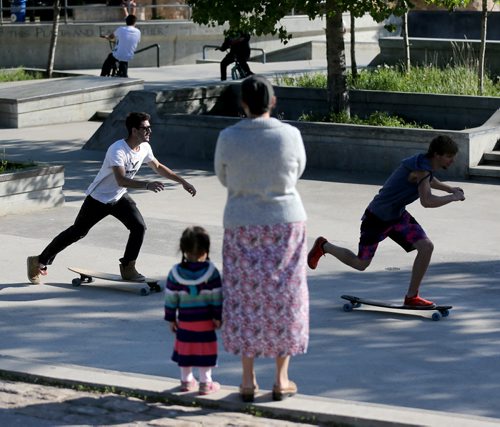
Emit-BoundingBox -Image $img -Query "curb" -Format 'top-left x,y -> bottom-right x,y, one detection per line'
1,355 -> 498,427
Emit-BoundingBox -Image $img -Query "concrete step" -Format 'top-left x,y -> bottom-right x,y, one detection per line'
469,165 -> 500,178
482,151 -> 500,163
0,76 -> 143,128
92,110 -> 112,121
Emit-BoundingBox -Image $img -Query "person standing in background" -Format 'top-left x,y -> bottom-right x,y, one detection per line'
100,14 -> 141,78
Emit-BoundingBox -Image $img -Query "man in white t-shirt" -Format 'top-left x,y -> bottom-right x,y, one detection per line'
27,112 -> 197,284
100,14 -> 141,78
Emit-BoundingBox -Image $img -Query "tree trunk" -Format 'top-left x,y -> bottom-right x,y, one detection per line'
350,12 -> 357,81
478,0 -> 488,95
47,0 -> 61,78
402,11 -> 410,72
325,1 -> 349,114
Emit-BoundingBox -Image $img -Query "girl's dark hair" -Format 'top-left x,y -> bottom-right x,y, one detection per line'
125,112 -> 150,136
180,226 -> 210,262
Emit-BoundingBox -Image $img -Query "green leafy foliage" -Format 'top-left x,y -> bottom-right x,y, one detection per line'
298,110 -> 433,129
0,68 -> 44,82
0,161 -> 36,174
275,65 -> 500,96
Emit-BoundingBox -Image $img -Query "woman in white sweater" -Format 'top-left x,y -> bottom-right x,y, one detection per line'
214,75 -> 309,402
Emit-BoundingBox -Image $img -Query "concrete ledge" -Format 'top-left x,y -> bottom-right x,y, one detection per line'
0,76 -> 144,128
0,165 -> 65,216
1,355 -> 499,427
84,87 -> 500,179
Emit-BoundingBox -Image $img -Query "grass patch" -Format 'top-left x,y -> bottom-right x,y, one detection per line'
275,65 -> 500,97
0,160 -> 36,174
0,68 -> 45,83
299,110 -> 432,129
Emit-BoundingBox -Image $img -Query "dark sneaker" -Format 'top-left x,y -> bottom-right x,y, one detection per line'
119,261 -> 145,281
307,236 -> 328,269
404,295 -> 435,307
27,255 -> 46,284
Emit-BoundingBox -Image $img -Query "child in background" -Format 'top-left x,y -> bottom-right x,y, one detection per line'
164,226 -> 222,395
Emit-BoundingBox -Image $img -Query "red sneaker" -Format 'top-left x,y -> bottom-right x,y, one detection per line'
307,236 -> 328,270
404,295 -> 435,307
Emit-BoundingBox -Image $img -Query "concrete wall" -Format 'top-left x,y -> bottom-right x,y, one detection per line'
0,165 -> 65,216
83,88 -> 500,178
408,11 -> 500,40
270,87 -> 500,130
0,16 -> 327,70
372,37 -> 500,77
0,13 -> 390,70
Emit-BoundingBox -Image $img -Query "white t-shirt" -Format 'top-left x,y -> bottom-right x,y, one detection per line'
86,139 -> 156,204
113,25 -> 141,62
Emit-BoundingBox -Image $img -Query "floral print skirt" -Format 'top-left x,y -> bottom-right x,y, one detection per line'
222,221 -> 309,358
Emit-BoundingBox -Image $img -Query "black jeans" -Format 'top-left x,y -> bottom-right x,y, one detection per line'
100,53 -> 129,77
39,194 -> 146,266
220,53 -> 252,81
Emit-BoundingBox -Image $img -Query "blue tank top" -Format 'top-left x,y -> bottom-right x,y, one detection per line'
367,154 -> 433,221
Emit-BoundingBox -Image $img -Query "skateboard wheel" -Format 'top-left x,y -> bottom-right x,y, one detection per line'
432,312 -> 442,321
440,309 -> 450,317
72,278 -> 82,287
343,303 -> 353,312
354,302 -> 362,308
140,288 -> 150,296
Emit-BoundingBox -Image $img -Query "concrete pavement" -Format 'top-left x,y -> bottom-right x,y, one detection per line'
1,63 -> 500,426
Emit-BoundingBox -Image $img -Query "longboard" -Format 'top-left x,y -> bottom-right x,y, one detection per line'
68,267 -> 162,296
341,294 -> 452,321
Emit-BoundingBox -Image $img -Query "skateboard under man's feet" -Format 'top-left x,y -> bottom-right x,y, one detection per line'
68,267 -> 161,296
341,294 -> 452,321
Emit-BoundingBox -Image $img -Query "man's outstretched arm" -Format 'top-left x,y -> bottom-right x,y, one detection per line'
416,172 -> 465,208
147,160 -> 197,196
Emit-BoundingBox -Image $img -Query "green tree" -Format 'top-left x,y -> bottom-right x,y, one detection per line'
187,1 -> 480,111
47,0 -> 62,78
477,0 -> 500,94
188,0 -> 407,114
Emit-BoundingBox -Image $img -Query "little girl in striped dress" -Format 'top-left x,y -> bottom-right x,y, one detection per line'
164,226 -> 222,395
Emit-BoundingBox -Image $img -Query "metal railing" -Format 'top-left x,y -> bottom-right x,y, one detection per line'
202,45 -> 267,64
135,43 -> 160,67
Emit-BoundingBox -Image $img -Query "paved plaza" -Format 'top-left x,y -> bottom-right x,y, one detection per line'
1,63 -> 500,425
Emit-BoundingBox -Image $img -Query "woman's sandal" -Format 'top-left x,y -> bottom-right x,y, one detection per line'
239,384 -> 259,402
272,380 -> 297,401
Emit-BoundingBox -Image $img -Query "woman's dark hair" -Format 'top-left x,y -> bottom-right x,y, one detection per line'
180,226 -> 210,262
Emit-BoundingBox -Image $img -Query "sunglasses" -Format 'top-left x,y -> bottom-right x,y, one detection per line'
138,126 -> 152,133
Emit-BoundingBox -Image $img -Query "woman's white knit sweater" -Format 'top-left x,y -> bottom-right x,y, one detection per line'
214,117 -> 307,228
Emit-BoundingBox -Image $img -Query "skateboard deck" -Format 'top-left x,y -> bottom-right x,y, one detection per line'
341,294 -> 452,321
68,267 -> 162,296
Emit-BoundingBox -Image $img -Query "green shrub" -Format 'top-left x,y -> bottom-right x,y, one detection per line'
298,110 -> 432,129
0,68 -> 44,83
275,65 -> 500,97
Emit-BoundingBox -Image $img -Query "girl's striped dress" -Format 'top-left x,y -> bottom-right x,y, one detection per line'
164,261 -> 222,367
